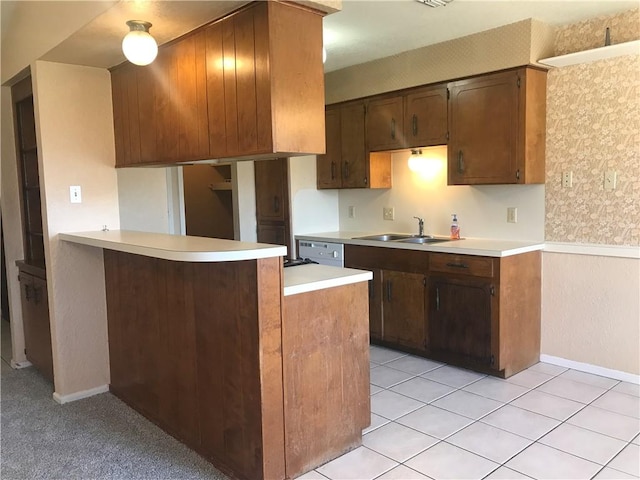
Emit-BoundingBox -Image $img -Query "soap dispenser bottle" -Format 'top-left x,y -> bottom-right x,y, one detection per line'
450,214 -> 460,239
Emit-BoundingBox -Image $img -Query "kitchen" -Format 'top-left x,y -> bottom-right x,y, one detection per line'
1,0 -> 639,479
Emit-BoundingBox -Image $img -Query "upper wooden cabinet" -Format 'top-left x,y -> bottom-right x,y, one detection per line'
448,67 -> 546,185
316,102 -> 392,190
111,2 -> 325,167
366,96 -> 404,152
404,84 -> 448,148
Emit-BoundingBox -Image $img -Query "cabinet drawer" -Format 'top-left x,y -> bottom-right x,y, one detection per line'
429,253 -> 494,278
345,244 -> 428,274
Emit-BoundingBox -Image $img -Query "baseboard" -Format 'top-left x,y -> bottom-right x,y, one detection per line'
53,384 -> 109,404
540,354 -> 640,385
10,359 -> 32,369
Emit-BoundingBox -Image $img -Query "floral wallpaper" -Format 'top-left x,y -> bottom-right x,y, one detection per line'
545,9 -> 640,246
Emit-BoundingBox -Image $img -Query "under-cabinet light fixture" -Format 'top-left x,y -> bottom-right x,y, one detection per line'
122,20 -> 158,66
408,149 -> 424,172
415,0 -> 454,7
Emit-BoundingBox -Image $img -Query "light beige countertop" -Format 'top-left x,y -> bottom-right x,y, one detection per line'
283,263 -> 372,296
296,231 -> 544,258
60,230 -> 287,262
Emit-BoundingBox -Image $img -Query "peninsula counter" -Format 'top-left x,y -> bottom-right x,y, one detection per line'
61,230 -> 372,480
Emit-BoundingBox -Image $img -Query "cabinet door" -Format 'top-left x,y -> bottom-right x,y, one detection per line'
428,275 -> 492,365
405,85 -> 448,148
255,158 -> 287,222
341,102 -> 368,188
382,270 -> 426,350
18,273 -> 53,382
448,70 -> 519,185
317,107 -> 342,189
257,224 -> 286,246
366,96 -> 404,151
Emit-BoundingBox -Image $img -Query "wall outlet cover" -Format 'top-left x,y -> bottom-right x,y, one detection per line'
562,171 -> 573,188
507,207 -> 517,223
383,207 -> 395,221
604,171 -> 617,191
348,206 -> 356,218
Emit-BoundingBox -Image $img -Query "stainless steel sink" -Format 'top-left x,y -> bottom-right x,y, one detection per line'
353,233 -> 413,241
398,236 -> 450,244
353,233 -> 453,244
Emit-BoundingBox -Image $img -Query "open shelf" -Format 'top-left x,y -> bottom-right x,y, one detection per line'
538,40 -> 640,67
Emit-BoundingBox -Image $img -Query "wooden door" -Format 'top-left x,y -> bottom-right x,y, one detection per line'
448,70 -> 519,185
340,102 -> 367,188
317,107 -> 342,189
366,96 -> 404,151
382,270 -> 426,350
404,85 -> 448,148
428,275 -> 492,364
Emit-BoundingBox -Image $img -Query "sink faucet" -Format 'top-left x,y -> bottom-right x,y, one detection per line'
413,216 -> 425,237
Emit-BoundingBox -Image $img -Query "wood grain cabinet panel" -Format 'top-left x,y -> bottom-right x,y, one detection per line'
404,84 -> 448,148
382,270 -> 426,351
317,102 -> 392,190
366,96 -> 404,151
448,67 -> 546,185
112,2 -> 325,166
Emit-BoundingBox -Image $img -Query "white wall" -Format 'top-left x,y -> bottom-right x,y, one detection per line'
33,61 -> 120,399
289,155 -> 339,254
233,161 -> 257,242
117,167 -> 172,234
542,251 -> 639,375
338,148 -> 545,240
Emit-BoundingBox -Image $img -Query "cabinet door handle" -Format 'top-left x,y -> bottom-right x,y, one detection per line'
331,161 -> 336,180
344,161 -> 350,179
386,280 -> 392,302
391,118 -> 396,140
412,114 -> 418,136
446,262 -> 469,269
457,150 -> 464,173
273,196 -> 280,213
436,287 -> 440,311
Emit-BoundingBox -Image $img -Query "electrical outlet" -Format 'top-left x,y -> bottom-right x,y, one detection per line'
348,205 -> 356,218
562,171 -> 573,188
604,170 -> 617,191
507,207 -> 518,223
383,207 -> 395,221
70,185 -> 82,204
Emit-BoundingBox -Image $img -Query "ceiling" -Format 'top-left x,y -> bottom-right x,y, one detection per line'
36,0 -> 640,72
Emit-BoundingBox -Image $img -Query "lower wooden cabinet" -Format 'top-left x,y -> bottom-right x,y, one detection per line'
382,270 -> 426,351
345,244 -> 541,378
428,275 -> 492,366
17,264 -> 53,382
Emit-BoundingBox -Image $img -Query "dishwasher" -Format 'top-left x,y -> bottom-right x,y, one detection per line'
297,240 -> 344,267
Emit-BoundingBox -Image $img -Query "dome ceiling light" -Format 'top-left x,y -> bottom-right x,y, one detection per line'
122,20 -> 158,66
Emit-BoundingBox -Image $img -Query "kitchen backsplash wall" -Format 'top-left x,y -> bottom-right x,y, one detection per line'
545,8 -> 640,246
338,147 -> 545,241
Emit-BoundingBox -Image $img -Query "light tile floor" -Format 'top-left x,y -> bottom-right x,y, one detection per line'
297,345 -> 640,480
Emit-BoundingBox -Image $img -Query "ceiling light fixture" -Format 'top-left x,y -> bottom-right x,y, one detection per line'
122,20 -> 158,66
415,0 -> 454,8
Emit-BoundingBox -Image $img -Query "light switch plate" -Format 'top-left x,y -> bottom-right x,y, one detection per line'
70,185 -> 82,203
348,206 -> 356,218
383,207 -> 394,221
